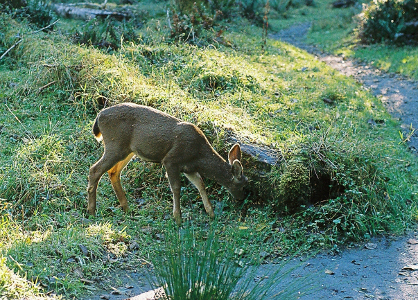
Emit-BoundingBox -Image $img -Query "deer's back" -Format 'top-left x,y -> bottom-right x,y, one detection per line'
96,103 -> 210,164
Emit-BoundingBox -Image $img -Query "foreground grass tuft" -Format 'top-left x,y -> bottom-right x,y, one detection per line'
151,222 -> 315,299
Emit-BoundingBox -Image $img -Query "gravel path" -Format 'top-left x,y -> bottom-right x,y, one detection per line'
271,23 -> 418,152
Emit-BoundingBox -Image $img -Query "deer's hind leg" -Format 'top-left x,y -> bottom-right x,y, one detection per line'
87,149 -> 131,215
108,153 -> 134,212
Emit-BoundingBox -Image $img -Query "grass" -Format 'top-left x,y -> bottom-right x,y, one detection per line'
151,221 -> 317,299
0,0 -> 417,298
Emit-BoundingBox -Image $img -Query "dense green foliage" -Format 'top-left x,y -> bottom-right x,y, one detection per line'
72,17 -> 141,51
357,0 -> 418,44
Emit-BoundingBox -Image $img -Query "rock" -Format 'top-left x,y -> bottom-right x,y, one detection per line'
259,251 -> 270,259
129,241 -> 140,251
79,244 -> 89,256
402,265 -> 418,271
323,98 -> 334,104
325,269 -> 335,275
364,243 -> 377,250
407,238 -> 418,245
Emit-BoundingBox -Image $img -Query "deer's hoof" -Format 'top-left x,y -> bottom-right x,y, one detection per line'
87,207 -> 96,216
118,204 -> 129,212
173,212 -> 182,226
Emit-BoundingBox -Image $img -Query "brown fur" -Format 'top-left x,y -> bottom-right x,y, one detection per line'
87,103 -> 247,224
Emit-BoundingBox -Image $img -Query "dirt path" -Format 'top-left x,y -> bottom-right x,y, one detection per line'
271,23 -> 418,152
88,233 -> 418,300
291,233 -> 418,299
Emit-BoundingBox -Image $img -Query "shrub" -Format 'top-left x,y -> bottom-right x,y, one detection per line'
270,0 -> 292,13
0,0 -> 55,30
357,0 -> 418,44
169,3 -> 225,46
0,0 -> 26,9
207,0 -> 237,17
239,0 -> 264,23
72,17 -> 140,51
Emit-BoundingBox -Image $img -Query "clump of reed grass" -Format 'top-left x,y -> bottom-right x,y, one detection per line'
150,221 -> 315,299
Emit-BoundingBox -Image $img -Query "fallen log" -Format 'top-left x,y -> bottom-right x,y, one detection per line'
51,3 -> 131,21
332,0 -> 355,8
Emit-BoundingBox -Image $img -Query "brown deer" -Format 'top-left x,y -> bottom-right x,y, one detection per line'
87,103 -> 248,225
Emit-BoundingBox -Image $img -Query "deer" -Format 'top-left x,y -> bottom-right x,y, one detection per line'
87,102 -> 248,225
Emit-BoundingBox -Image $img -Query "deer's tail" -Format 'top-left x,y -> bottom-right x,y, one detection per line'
92,117 -> 103,142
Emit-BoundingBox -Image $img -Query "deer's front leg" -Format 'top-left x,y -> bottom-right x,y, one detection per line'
164,164 -> 182,226
185,172 -> 214,219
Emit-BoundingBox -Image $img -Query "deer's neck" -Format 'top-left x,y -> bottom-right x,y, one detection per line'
198,150 -> 232,188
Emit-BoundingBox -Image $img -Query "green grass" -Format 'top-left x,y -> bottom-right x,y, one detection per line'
0,0 -> 418,298
151,221 -> 316,299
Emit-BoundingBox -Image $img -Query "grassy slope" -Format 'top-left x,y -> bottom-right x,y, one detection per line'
0,1 -> 418,298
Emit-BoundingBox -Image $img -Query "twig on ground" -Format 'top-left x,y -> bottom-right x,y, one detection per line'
0,39 -> 23,60
38,81 -> 57,92
5,103 -> 34,141
31,19 -> 59,34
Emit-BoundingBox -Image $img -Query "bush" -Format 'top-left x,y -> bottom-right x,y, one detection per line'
206,0 -> 237,17
0,0 -> 26,9
169,3 -> 225,46
270,0 -> 292,13
357,0 -> 418,44
0,0 -> 55,30
72,17 -> 140,51
239,0 -> 264,23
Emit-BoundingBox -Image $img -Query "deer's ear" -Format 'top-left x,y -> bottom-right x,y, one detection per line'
228,143 -> 242,165
231,160 -> 243,180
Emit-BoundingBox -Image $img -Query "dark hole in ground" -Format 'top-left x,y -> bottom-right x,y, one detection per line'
310,173 -> 345,204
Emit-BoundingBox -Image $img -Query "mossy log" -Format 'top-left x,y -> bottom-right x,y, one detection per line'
51,3 -> 131,21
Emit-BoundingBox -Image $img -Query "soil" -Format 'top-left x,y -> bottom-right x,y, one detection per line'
82,24 -> 418,300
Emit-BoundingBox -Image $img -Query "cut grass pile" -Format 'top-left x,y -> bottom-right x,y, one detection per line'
0,0 -> 418,298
